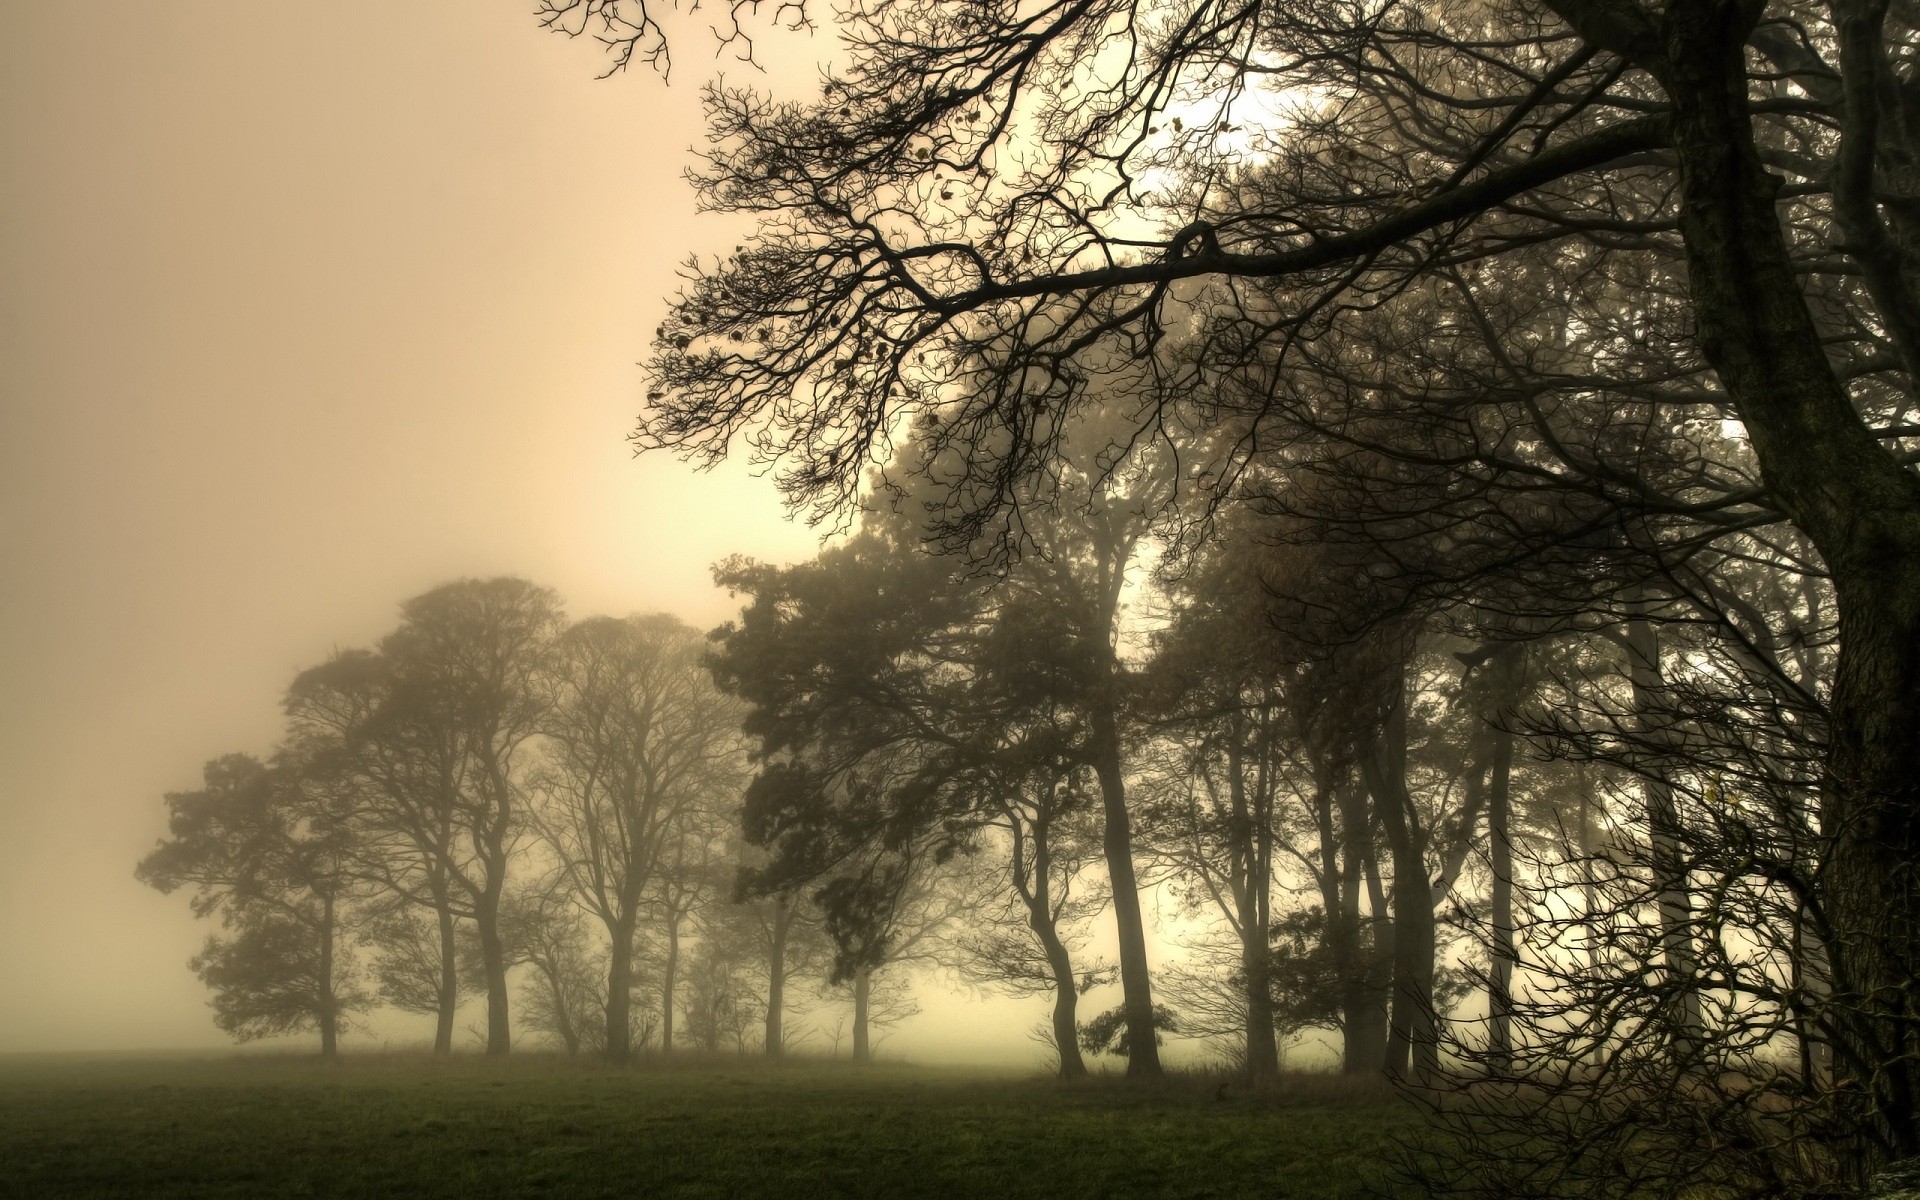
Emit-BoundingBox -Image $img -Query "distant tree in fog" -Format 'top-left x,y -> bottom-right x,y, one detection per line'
500,884 -> 610,1055
136,753 -> 367,1054
285,649 -> 470,1054
533,612 -> 747,1062
378,577 -> 562,1056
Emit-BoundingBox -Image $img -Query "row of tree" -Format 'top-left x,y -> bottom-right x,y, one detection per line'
137,584 -> 926,1061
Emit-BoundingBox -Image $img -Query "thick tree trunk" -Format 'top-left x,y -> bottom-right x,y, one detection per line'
433,900 -> 457,1056
766,899 -> 789,1058
476,886 -> 511,1056
1543,2 -> 1920,1169
661,912 -> 680,1058
605,920 -> 634,1063
1090,707 -> 1163,1079
851,965 -> 871,1063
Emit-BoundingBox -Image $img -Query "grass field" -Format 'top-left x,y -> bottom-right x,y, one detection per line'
0,1054 -> 1408,1199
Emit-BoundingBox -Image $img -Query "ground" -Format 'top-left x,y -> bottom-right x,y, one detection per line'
0,1054 -> 1406,1199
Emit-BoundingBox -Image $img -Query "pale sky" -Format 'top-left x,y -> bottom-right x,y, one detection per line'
0,2 -> 832,1053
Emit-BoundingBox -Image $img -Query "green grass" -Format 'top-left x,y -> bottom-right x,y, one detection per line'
0,1054 -> 1407,1199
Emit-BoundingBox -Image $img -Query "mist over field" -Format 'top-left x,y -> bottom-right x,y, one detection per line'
6,2 -> 1920,1198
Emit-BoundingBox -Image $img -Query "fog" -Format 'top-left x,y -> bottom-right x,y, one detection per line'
0,2 -> 1031,1058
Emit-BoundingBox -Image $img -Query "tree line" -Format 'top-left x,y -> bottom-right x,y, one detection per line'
139,583 -> 864,1062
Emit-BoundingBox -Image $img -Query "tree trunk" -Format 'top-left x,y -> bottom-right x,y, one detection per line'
1624,611 -> 1703,1057
1016,816 -> 1089,1079
317,895 -> 339,1058
661,911 -> 680,1058
476,886 -> 511,1056
433,899 -> 457,1056
605,920 -> 634,1063
1625,4 -> 1920,1169
1486,720 -> 1515,1074
766,898 -> 789,1059
1357,837 -> 1394,1074
1365,688 -> 1437,1084
1089,706 -> 1163,1079
1229,734 -> 1281,1083
851,965 -> 871,1063
1329,780 -> 1384,1074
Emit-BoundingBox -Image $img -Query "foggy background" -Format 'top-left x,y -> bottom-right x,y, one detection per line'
0,2 -> 1074,1060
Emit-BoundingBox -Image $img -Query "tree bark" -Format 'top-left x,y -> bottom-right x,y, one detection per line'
1546,0 -> 1920,1167
605,918 -> 635,1063
661,911 -> 680,1058
476,885 -> 511,1056
1230,735 -> 1280,1082
1017,818 -> 1089,1078
433,898 -> 457,1056
1624,611 -> 1703,1057
1486,719 -> 1515,1074
851,965 -> 871,1063
1364,686 -> 1438,1084
318,895 -> 339,1058
766,898 -> 789,1058
1090,706 -> 1163,1079
1358,836 -> 1395,1074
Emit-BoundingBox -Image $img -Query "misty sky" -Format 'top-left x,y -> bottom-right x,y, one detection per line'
0,3 -> 989,1055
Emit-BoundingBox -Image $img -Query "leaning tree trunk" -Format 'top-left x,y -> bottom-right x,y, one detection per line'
1013,817 -> 1089,1078
1544,1 -> 1920,1171
1089,706 -> 1163,1079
